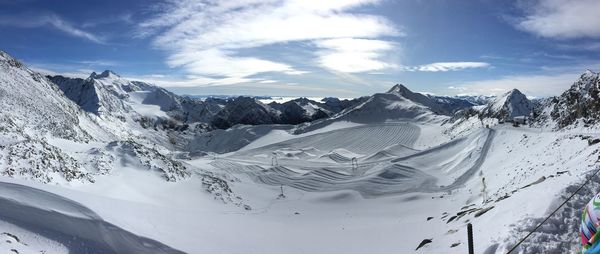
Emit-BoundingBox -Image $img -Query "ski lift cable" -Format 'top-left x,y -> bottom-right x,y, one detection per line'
506,165 -> 600,253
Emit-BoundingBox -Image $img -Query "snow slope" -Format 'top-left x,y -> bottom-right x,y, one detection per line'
201,124 -> 597,254
480,89 -> 533,120
0,181 -> 185,254
0,51 -> 107,142
2,49 -> 600,254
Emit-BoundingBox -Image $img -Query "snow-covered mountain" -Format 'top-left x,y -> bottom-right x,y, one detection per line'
4,48 -> 600,254
0,51 -> 117,184
324,84 -> 453,123
268,98 -> 329,125
49,71 -> 140,119
480,89 -> 533,120
211,96 -> 280,128
0,51 -> 107,142
387,84 -> 457,115
0,51 -> 234,191
453,94 -> 496,106
50,73 -> 365,132
428,95 -> 477,114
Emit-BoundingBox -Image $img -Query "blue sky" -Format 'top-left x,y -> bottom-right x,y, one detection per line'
1,0 -> 600,98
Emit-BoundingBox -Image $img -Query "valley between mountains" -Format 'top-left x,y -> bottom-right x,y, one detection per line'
1,50 -> 599,253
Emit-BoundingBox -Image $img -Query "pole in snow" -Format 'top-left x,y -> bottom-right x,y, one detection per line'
467,223 -> 474,254
278,185 -> 286,199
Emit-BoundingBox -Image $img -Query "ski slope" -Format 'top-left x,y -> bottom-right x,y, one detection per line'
199,123 -> 597,254
1,121 -> 597,254
212,123 -> 493,198
238,123 -> 420,157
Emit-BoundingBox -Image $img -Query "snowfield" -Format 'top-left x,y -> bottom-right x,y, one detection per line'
2,50 -> 600,254
3,122 -> 596,254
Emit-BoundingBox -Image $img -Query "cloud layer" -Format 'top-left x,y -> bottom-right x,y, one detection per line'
517,0 -> 600,39
139,0 -> 400,84
315,38 -> 396,73
0,13 -> 103,43
448,72 -> 580,97
405,62 -> 490,72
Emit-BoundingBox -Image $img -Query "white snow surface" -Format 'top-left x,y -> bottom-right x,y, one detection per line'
1,51 -> 598,254
0,117 -> 589,251
4,121 -> 595,254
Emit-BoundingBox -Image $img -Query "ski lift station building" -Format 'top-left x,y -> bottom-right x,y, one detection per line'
513,116 -> 526,124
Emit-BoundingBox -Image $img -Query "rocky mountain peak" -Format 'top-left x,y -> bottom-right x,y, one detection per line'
550,70 -> 600,127
89,70 -> 120,79
387,84 -> 411,95
480,88 -> 532,120
0,50 -> 24,68
505,88 -> 522,96
584,69 -> 596,77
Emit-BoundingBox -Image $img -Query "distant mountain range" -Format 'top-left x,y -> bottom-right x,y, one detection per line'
1,49 -> 599,182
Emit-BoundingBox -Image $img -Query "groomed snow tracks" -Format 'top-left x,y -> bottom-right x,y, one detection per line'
213,125 -> 494,198
238,123 -> 420,156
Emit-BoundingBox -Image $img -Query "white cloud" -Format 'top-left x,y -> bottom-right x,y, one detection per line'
285,70 -> 311,75
139,75 -> 260,88
405,62 -> 490,72
167,48 -> 299,78
127,74 -> 358,95
516,0 -> 600,39
447,72 -> 581,97
139,0 -> 399,84
74,60 -> 120,66
30,66 -> 92,79
258,80 -> 278,83
315,38 -> 396,72
0,13 -> 103,43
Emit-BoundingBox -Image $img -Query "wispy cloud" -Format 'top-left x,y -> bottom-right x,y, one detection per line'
0,13 -> 103,43
128,74 -> 256,88
81,13 -> 133,28
557,42 -> 600,51
138,0 -> 399,85
447,72 -> 581,97
404,62 -> 490,72
30,66 -> 93,79
515,0 -> 600,39
315,38 -> 396,73
73,60 -> 121,66
127,74 -> 358,95
258,80 -> 278,84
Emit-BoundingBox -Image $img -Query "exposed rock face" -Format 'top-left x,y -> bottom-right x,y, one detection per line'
1,139 -> 93,184
212,97 -> 279,129
105,140 -> 190,182
452,95 -> 495,106
550,70 -> 600,127
47,76 -> 100,113
321,97 -> 369,113
48,72 -> 141,118
49,72 -> 359,129
428,96 -> 476,114
269,97 -> 333,125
